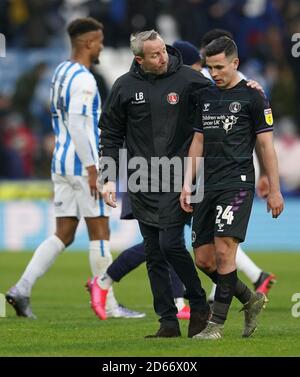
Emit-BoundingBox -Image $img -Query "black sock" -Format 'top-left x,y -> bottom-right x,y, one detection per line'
205,270 -> 218,284
204,269 -> 251,304
234,279 -> 252,304
211,270 -> 237,325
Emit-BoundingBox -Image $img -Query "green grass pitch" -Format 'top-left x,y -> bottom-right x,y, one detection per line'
0,251 -> 300,356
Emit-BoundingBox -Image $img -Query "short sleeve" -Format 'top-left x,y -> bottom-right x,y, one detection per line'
68,72 -> 98,116
249,89 -> 274,134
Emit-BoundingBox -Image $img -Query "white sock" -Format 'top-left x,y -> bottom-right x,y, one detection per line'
16,235 -> 65,297
89,240 -> 118,311
89,240 -> 112,276
175,297 -> 185,311
106,287 -> 119,312
97,273 -> 113,289
208,283 -> 216,302
236,245 -> 261,283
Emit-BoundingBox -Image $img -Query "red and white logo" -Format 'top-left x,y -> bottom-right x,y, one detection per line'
167,92 -> 179,105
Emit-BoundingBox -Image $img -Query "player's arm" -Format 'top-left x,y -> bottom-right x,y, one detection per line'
98,79 -> 126,207
254,143 -> 269,198
245,73 -> 269,198
245,72 -> 270,199
250,90 -> 284,218
256,132 -> 284,218
68,75 -> 99,199
246,70 -> 269,196
180,132 -> 204,213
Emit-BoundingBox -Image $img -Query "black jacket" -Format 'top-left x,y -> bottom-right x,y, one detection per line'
99,46 -> 211,228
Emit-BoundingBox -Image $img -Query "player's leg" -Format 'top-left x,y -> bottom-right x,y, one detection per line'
85,215 -> 114,320
63,174 -> 112,320
98,240 -> 188,319
207,245 -> 275,302
194,189 -> 266,339
88,242 -> 145,300
195,237 -> 263,340
196,240 -> 266,340
103,242 -> 146,318
86,216 -> 111,278
169,267 -> 190,319
236,245 -> 276,295
236,245 -> 261,282
6,174 -> 79,318
192,192 -> 219,310
105,241 -> 187,319
207,249 -> 259,303
210,236 -> 239,326
207,284 -> 216,305
193,189 -> 258,306
194,244 -> 260,308
193,238 -> 238,340
193,243 -> 217,306
106,242 -> 145,283
6,217 -> 78,319
86,216 -> 146,319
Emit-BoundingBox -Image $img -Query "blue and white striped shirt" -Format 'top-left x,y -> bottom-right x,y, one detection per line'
50,61 -> 101,176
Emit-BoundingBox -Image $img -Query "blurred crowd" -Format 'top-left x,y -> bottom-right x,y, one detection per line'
0,0 -> 300,195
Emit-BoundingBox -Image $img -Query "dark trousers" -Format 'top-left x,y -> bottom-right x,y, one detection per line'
107,242 -> 185,298
139,222 -> 207,327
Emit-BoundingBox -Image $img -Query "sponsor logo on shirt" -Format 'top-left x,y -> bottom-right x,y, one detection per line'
167,92 -> 179,105
264,108 -> 273,126
202,114 -> 238,132
222,115 -> 238,133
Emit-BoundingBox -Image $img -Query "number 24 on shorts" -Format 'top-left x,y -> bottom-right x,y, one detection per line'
215,205 -> 234,225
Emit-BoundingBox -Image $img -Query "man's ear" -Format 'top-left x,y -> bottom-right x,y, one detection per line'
135,55 -> 143,65
233,57 -> 239,70
86,38 -> 93,50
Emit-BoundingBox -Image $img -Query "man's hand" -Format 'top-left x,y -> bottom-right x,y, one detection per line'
180,186 -> 193,213
246,80 -> 264,94
266,191 -> 284,218
101,181 -> 117,208
256,175 -> 269,199
86,165 -> 99,200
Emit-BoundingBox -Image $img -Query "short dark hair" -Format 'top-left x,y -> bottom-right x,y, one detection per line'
201,29 -> 233,48
67,17 -> 103,39
205,36 -> 238,59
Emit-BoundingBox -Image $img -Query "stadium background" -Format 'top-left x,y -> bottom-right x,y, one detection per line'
0,0 -> 300,253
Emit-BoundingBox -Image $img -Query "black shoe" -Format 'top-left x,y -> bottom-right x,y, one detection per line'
145,326 -> 181,338
188,305 -> 211,338
6,286 -> 37,319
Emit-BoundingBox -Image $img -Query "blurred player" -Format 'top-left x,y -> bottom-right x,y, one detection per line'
6,17 -> 142,320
